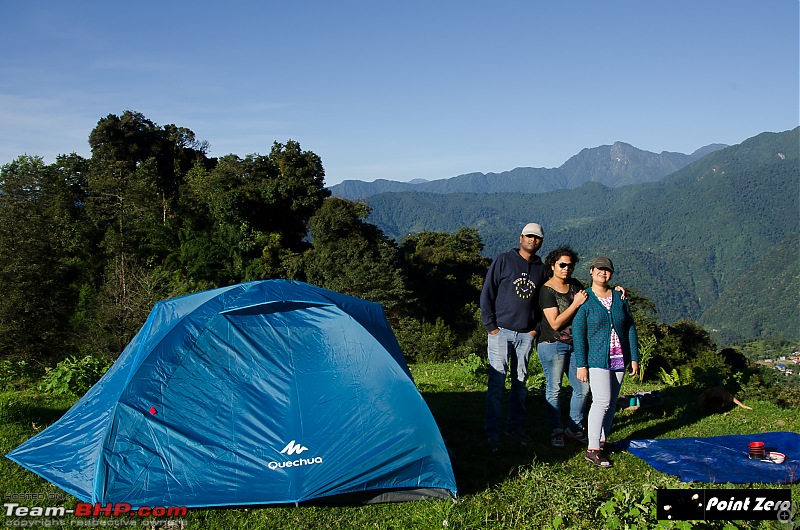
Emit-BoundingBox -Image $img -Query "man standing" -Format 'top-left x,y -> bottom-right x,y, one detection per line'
480,222 -> 547,450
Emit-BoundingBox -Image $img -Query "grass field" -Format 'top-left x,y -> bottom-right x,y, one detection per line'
1,361 -> 798,529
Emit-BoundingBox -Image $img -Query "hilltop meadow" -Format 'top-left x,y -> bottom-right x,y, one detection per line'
2,362 -> 798,529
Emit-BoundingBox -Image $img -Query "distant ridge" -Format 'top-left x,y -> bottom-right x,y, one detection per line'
360,128 -> 799,343
329,141 -> 728,199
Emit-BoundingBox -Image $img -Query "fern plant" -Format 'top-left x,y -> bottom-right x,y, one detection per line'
659,367 -> 681,386
636,335 -> 657,383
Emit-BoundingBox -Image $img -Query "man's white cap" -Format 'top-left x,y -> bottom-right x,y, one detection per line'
521,223 -> 544,238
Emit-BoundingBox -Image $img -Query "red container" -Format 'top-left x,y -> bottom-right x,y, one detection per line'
749,441 -> 765,460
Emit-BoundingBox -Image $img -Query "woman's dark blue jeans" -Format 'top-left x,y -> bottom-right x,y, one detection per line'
537,340 -> 589,433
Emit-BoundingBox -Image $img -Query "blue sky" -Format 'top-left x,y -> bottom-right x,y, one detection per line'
1,1 -> 797,186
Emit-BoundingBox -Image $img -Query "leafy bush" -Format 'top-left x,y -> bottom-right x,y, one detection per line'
773,385 -> 800,409
527,348 -> 547,395
395,317 -> 459,363
738,364 -> 800,409
452,323 -> 489,360
647,320 -> 717,378
593,480 -> 710,530
597,483 -> 658,529
442,348 -> 546,391
685,349 -> 731,389
675,345 -> 800,410
40,355 -> 112,396
457,353 -> 487,383
0,359 -> 41,390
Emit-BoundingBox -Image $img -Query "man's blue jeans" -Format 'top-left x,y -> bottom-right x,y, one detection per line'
537,340 -> 590,433
485,328 -> 533,437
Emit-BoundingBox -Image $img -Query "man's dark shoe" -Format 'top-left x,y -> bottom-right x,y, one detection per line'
487,434 -> 502,453
564,427 -> 588,444
505,429 -> 533,445
550,429 -> 565,448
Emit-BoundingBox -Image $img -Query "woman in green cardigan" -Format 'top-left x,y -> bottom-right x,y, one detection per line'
573,256 -> 639,468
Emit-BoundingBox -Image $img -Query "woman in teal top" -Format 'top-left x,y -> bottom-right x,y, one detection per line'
573,256 -> 639,467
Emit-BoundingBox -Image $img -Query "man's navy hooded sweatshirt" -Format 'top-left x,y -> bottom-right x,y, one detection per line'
480,248 -> 547,333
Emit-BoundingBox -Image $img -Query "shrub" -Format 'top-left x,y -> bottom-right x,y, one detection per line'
395,317 -> 458,363
526,347 -> 547,395
685,349 -> 730,389
773,385 -> 800,409
40,355 -> 112,396
0,359 -> 42,390
648,320 -> 717,378
457,353 -> 488,384
597,483 -> 658,529
738,364 -> 800,409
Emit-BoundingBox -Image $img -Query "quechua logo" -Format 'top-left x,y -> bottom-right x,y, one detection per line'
280,440 -> 308,455
268,440 -> 323,471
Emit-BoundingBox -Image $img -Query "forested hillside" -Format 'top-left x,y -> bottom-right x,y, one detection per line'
0,111 -> 489,370
364,129 -> 800,343
699,232 -> 799,339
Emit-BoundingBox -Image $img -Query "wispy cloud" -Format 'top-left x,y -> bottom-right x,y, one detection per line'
0,94 -> 94,164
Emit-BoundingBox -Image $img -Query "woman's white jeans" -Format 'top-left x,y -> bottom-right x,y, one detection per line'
587,368 -> 624,449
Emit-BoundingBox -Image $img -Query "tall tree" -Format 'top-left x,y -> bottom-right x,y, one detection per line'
89,112 -> 208,199
302,198 -> 410,322
86,111 -> 211,351
263,140 -> 330,247
0,156 -> 84,362
399,227 -> 488,334
182,141 -> 329,284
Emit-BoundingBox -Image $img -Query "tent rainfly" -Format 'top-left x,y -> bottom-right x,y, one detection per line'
7,280 -> 457,508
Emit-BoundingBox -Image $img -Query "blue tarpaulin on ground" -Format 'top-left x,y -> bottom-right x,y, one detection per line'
623,432 -> 800,484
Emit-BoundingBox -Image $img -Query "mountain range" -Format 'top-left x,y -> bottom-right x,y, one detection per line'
351,129 -> 799,344
329,141 -> 728,199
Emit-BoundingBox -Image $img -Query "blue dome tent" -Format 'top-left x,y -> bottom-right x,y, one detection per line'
7,280 -> 457,508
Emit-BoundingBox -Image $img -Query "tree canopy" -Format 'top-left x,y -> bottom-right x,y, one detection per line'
1,110 -> 781,393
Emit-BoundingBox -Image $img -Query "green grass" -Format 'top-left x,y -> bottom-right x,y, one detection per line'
1,363 -> 798,529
